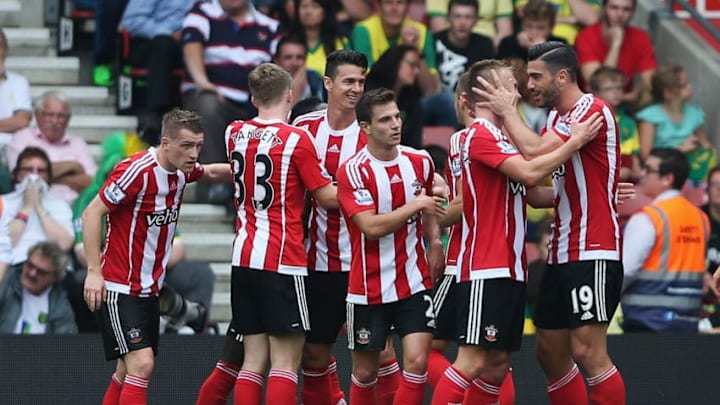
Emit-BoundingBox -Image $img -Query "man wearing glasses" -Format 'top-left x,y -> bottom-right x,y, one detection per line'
6,91 -> 97,205
622,148 -> 709,333
0,241 -> 77,334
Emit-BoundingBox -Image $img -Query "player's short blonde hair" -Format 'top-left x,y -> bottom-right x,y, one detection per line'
248,63 -> 293,107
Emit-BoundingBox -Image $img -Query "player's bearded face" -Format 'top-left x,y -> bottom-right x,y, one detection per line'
527,61 -> 560,108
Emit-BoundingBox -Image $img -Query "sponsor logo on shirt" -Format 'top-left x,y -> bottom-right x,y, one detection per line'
353,189 -> 374,206
552,164 -> 566,180
103,182 -> 126,205
509,180 -> 526,196
146,208 -> 180,227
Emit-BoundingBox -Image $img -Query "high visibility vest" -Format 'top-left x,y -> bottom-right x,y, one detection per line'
622,195 -> 709,332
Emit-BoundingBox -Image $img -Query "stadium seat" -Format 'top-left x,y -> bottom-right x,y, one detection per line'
422,126 -> 455,150
116,29 -> 184,114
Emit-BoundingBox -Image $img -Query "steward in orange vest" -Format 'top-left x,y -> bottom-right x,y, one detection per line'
622,148 -> 709,332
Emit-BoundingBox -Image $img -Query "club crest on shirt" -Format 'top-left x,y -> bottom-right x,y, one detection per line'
484,325 -> 498,342
356,328 -> 371,345
353,189 -> 374,205
411,179 -> 424,195
127,327 -> 143,344
104,182 -> 126,205
552,164 -> 566,179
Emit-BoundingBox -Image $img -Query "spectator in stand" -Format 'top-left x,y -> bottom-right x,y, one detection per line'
515,0 -> 600,45
351,0 -> 441,96
0,28 -> 32,147
636,64 -> 715,185
274,35 -> 326,103
288,0 -> 350,77
92,0 -> 130,86
700,167 -> 720,333
120,0 -> 195,144
427,0 -> 494,127
498,0 -> 567,62
590,67 -> 641,181
7,92 -> 97,206
181,1 -> 279,157
426,0 -> 513,48
621,148 -> 708,333
0,241 -> 77,334
365,45 -> 424,148
181,0 -> 280,203
3,147 -> 74,266
0,196 -> 10,281
287,0 -> 372,36
575,0 -> 656,101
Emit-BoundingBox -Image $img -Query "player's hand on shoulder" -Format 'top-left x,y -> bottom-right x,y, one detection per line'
569,111 -> 602,147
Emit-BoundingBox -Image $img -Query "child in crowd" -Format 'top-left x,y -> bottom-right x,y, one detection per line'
636,63 -> 716,185
590,67 -> 642,181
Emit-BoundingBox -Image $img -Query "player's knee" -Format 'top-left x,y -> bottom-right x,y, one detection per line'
126,352 -> 155,378
570,341 -> 602,367
352,366 -> 378,384
483,352 -> 511,383
402,351 -> 429,375
302,343 -> 331,369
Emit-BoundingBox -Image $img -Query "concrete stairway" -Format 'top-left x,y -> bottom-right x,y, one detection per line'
6,5 -> 235,327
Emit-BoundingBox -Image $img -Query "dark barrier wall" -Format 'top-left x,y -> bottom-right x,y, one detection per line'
3,334 -> 719,404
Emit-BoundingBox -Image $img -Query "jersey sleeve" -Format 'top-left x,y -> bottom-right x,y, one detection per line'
467,127 -> 519,169
337,161 -> 376,219
295,131 -> 333,191
98,158 -> 143,211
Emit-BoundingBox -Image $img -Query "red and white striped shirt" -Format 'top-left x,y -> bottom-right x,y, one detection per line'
226,118 -> 332,275
293,109 -> 367,272
99,148 -> 204,297
544,94 -> 621,264
337,146 -> 435,305
444,128 -> 467,276
458,119 -> 527,282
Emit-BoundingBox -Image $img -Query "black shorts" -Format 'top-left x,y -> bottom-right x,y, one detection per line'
533,260 -> 623,330
230,266 -> 310,335
456,279 -> 526,352
98,291 -> 159,361
346,291 -> 435,352
305,271 -> 350,344
433,274 -> 459,341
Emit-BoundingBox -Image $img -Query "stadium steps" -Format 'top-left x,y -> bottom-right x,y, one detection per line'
31,86 -> 116,115
6,56 -> 79,84
8,0 -> 235,326
67,114 -> 138,141
3,27 -> 54,56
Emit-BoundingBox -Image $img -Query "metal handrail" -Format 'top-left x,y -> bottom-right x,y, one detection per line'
666,0 -> 720,42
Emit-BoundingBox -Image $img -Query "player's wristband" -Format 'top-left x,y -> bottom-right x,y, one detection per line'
15,212 -> 29,223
